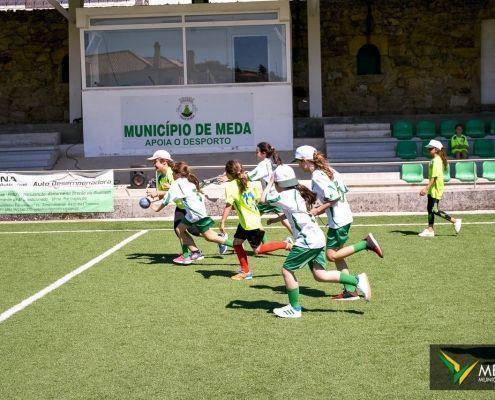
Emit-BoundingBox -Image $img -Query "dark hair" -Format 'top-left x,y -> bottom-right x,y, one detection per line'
294,184 -> 317,209
225,160 -> 249,193
455,123 -> 464,130
172,161 -> 202,192
257,142 -> 282,166
312,151 -> 334,180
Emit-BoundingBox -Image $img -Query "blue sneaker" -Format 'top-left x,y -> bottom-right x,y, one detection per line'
218,232 -> 229,255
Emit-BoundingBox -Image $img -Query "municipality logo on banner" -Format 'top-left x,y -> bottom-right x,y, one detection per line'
177,97 -> 197,120
430,345 -> 495,390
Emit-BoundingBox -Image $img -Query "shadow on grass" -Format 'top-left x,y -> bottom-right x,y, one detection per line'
390,230 -> 419,236
250,284 -> 327,298
196,269 -> 234,279
127,253 -> 177,264
226,299 -> 364,315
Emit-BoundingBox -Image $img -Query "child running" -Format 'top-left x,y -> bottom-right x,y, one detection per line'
151,162 -> 234,261
419,140 -> 462,237
220,160 -> 292,281
146,150 -> 203,264
294,145 -> 383,301
261,164 -> 371,319
246,142 -> 293,236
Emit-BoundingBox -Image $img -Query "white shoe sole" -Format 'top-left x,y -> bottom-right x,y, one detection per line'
331,296 -> 361,301
356,273 -> 371,301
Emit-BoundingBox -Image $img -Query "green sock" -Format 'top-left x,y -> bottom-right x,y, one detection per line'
341,271 -> 357,292
181,244 -> 190,257
261,232 -> 268,243
287,287 -> 301,310
338,272 -> 358,287
223,238 -> 234,248
352,240 -> 367,253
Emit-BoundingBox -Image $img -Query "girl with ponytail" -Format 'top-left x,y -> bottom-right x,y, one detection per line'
295,145 -> 383,301
419,140 -> 462,237
260,164 -> 371,318
238,142 -> 292,236
220,160 -> 292,281
151,161 -> 235,262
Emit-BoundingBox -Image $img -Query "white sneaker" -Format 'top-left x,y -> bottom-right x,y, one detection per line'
218,233 -> 229,255
273,304 -> 302,319
418,229 -> 435,237
454,219 -> 462,234
356,273 -> 371,301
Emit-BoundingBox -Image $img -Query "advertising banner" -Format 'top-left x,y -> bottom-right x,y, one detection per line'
121,93 -> 255,151
0,170 -> 114,214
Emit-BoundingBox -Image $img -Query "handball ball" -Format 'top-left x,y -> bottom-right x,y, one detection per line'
139,197 -> 151,209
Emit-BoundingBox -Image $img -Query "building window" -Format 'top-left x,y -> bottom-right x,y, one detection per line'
186,25 -> 286,84
357,44 -> 381,75
61,54 -> 69,83
84,28 -> 184,87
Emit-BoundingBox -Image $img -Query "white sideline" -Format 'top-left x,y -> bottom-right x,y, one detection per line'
0,230 -> 148,324
0,221 -> 494,235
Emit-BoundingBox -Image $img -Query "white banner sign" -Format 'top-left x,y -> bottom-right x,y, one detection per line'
121,93 -> 255,151
0,170 -> 114,214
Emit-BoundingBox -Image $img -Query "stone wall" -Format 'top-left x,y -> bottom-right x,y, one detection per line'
0,10 -> 68,124
315,0 -> 495,117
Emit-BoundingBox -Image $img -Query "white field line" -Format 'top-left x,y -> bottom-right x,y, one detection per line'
0,221 -> 494,235
1,210 -> 495,224
0,230 -> 148,324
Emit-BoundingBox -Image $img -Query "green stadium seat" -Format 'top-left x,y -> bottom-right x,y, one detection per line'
393,120 -> 413,140
440,120 -> 460,138
396,140 -> 418,159
490,120 -> 495,135
465,119 -> 486,138
401,163 -> 424,183
416,120 -> 436,139
482,161 -> 495,181
443,164 -> 451,182
474,139 -> 494,158
455,161 -> 477,182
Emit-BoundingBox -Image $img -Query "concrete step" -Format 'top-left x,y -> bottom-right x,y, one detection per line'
325,123 -> 391,132
0,146 -> 60,170
0,132 -> 60,147
325,129 -> 391,139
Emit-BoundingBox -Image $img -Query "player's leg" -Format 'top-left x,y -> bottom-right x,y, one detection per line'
272,268 -> 302,319
326,226 -> 383,261
432,200 -> 461,233
174,208 -> 200,259
311,264 -> 371,301
420,195 -> 436,237
231,226 -> 252,280
173,223 -> 198,265
255,228 -> 292,254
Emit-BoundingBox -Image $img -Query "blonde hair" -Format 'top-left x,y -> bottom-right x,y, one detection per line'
225,160 -> 249,193
312,151 -> 334,180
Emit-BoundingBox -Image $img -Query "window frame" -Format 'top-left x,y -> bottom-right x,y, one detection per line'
80,11 -> 291,90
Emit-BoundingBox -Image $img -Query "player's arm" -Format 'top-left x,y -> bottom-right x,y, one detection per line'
420,178 -> 435,196
260,174 -> 275,203
266,214 -> 287,225
220,203 -> 233,234
310,200 -> 336,216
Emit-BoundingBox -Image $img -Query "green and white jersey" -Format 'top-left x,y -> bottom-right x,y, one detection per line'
162,178 -> 208,223
247,159 -> 278,197
267,189 -> 325,249
311,169 -> 353,229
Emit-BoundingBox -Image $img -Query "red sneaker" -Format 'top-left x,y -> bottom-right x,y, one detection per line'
330,289 -> 360,301
365,233 -> 384,258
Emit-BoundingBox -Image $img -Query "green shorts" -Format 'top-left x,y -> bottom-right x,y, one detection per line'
283,246 -> 326,271
258,200 -> 283,215
326,224 -> 351,250
182,217 -> 215,234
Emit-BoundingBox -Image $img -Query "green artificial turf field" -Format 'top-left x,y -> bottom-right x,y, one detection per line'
0,214 -> 494,399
